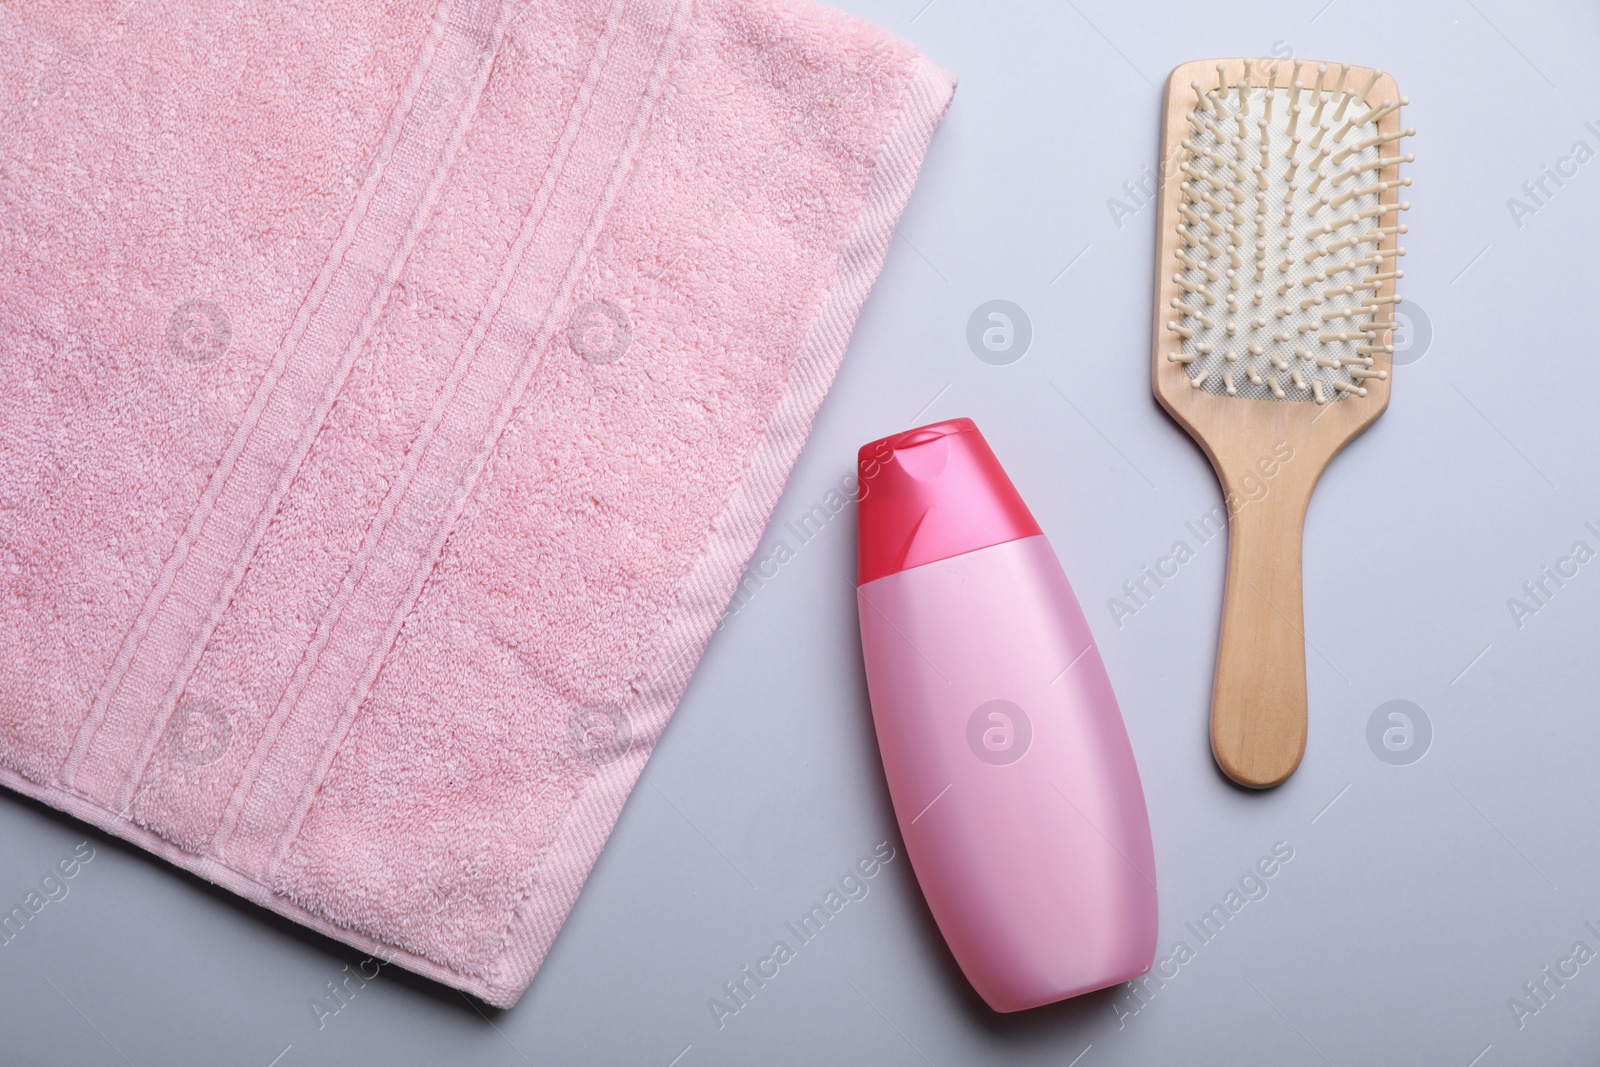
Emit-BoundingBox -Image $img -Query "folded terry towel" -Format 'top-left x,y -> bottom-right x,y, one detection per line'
0,0 -> 952,1005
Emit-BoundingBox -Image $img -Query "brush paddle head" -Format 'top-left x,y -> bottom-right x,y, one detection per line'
1161,60 -> 1411,407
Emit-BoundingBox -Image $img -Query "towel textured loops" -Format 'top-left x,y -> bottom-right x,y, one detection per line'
0,0 -> 953,1005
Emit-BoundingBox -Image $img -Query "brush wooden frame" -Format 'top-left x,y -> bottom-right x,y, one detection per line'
1151,59 -> 1401,788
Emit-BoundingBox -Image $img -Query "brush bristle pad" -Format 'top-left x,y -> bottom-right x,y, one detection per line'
1165,63 -> 1412,404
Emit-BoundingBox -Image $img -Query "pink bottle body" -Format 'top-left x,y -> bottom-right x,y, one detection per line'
855,419 -> 1156,1012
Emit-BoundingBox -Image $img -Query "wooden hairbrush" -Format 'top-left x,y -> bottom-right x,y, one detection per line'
1150,59 -> 1411,788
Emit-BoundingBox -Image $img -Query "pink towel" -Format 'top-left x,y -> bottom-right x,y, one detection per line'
0,0 -> 952,1005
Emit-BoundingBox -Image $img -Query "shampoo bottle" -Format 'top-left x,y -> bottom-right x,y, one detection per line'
855,418 -> 1157,1012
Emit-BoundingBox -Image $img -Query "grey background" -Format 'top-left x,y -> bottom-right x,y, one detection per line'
5,0 -> 1599,1063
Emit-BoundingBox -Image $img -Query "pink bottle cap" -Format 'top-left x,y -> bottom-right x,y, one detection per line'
856,418 -> 1042,586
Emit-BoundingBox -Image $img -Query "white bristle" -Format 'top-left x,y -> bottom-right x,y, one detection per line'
1331,106 -> 1368,145
1324,63 -> 1350,117
1169,72 -> 1409,404
1331,127 -> 1414,168
1326,176 -> 1409,212
1309,65 -> 1329,126
1357,69 -> 1382,106
1363,97 -> 1406,127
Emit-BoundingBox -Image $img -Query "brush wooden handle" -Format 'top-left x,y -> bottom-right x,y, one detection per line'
1210,462 -> 1314,788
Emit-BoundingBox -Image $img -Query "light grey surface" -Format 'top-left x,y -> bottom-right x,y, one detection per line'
5,1 -> 1600,1063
